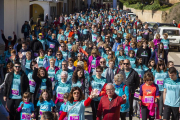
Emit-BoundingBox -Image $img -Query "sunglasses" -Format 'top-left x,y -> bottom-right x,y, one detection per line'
96,70 -> 102,72
15,66 -> 21,68
73,92 -> 80,95
57,54 -> 62,56
123,63 -> 129,65
100,61 -> 105,63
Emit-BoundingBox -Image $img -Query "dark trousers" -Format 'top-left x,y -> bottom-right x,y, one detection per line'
24,32 -> 29,40
120,112 -> 127,120
129,93 -> 134,120
6,98 -> 21,120
158,91 -> 164,116
163,105 -> 179,120
90,100 -> 99,120
141,105 -> 154,120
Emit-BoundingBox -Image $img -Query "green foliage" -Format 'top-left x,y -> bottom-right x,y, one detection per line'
134,2 -> 144,9
143,3 -> 161,10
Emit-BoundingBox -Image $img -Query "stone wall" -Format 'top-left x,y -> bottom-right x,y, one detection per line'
165,0 -> 179,4
123,5 -> 168,23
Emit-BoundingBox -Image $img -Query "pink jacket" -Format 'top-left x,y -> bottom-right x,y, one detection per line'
46,66 -> 59,73
153,39 -> 161,49
88,55 -> 101,73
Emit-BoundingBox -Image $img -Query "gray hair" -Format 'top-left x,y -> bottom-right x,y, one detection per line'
114,74 -> 124,82
77,53 -> 82,56
106,83 -> 115,89
77,61 -> 84,68
61,71 -> 68,77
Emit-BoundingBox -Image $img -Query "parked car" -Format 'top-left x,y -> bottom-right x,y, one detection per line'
128,13 -> 136,21
154,27 -> 180,51
153,23 -> 175,34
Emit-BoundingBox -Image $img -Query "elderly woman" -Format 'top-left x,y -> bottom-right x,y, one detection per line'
54,71 -> 71,110
59,87 -> 98,120
114,74 -> 130,120
36,49 -> 49,68
46,58 -> 59,89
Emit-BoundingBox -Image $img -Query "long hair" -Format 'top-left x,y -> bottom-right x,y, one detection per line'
148,59 -> 156,70
107,51 -> 115,60
39,89 -> 51,103
157,42 -> 164,59
68,87 -> 85,104
156,60 -> 167,72
72,66 -> 85,83
37,67 -> 48,79
134,57 -> 143,70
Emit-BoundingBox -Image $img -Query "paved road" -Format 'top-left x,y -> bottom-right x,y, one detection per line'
0,50 -> 179,120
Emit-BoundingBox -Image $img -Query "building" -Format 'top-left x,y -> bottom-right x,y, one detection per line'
0,0 -> 30,44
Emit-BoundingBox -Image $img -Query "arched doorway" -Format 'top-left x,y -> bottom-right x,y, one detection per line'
30,4 -> 44,24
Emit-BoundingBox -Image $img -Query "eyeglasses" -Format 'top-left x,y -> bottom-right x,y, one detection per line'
100,61 -> 105,63
106,89 -> 114,92
62,64 -> 67,66
73,92 -> 80,95
14,66 -> 21,68
57,54 -> 62,56
123,63 -> 129,65
96,70 -> 102,72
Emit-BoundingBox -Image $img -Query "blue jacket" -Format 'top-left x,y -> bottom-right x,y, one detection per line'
114,82 -> 130,112
112,42 -> 121,52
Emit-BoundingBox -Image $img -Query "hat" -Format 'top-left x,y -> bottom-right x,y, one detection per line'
8,36 -> 12,39
39,33 -> 42,36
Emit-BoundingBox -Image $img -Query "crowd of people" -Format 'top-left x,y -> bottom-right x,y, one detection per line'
0,8 -> 179,120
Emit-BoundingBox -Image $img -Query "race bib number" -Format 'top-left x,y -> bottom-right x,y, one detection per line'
144,32 -> 148,35
164,45 -> 167,49
12,89 -> 19,95
70,114 -> 79,120
138,74 -> 142,78
40,110 -> 45,116
49,77 -> 54,82
58,92 -> 64,99
29,79 -> 36,87
134,92 -> 140,98
22,113 -> 31,120
50,44 -> 55,48
157,79 -> 163,85
144,96 -> 154,103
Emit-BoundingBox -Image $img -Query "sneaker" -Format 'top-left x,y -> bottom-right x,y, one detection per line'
136,114 -> 140,118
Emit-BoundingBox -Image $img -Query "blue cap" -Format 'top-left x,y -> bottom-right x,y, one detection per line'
8,36 -> 12,39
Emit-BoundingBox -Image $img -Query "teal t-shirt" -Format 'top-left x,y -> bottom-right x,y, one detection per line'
48,68 -> 56,82
25,59 -> 31,69
28,71 -> 36,93
161,39 -> 169,50
38,78 -> 47,98
10,73 -> 22,99
164,78 -> 180,107
55,69 -> 73,83
38,58 -> 44,67
125,70 -> 131,79
37,100 -> 55,116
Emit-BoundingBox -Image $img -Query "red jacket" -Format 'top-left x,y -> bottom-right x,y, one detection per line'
46,66 -> 59,73
96,94 -> 126,120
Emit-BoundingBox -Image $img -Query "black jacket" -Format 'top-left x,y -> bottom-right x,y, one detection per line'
30,39 -> 43,53
121,68 -> 140,93
136,47 -> 151,66
21,24 -> 31,33
32,68 -> 52,100
4,71 -> 30,97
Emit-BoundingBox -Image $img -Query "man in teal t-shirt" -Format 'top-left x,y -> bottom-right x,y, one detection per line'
163,67 -> 180,120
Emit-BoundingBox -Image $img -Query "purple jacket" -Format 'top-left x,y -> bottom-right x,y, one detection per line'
153,39 -> 161,49
88,55 -> 101,73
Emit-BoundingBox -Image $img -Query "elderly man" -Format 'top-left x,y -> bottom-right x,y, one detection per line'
96,83 -> 126,120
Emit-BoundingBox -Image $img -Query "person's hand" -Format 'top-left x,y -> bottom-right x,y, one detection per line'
1,30 -> 3,34
3,96 -> 7,101
56,112 -> 59,117
21,103 -> 24,108
31,113 -> 35,118
155,98 -> 158,103
34,64 -> 38,69
13,31 -> 15,35
122,94 -> 127,100
89,89 -> 98,99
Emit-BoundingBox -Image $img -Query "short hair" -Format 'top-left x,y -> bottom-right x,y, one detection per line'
96,66 -> 103,71
22,92 -> 31,102
119,60 -> 124,65
14,61 -> 21,66
77,61 -> 84,68
22,41 -> 27,45
30,60 -> 37,70
56,51 -> 62,54
143,40 -> 148,44
168,67 -> 177,74
10,49 -> 16,54
108,59 -> 115,64
61,71 -> 68,77
68,58 -> 74,63
49,58 -> 55,63
39,49 -> 45,55
26,51 -> 31,56
114,74 -> 124,82
143,72 -> 154,83
106,83 -> 115,89
7,62 -> 14,72
42,112 -> 54,120
63,93 -> 69,99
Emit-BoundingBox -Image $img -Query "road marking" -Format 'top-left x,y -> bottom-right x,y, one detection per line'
168,54 -> 174,61
176,54 -> 180,58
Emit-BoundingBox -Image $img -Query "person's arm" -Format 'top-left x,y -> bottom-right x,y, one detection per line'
96,98 -> 103,120
0,73 -> 9,89
84,97 -> 92,107
134,72 -> 140,90
32,67 -> 38,82
34,106 -> 40,119
1,33 -> 7,43
99,83 -> 107,96
59,112 -> 67,120
163,88 -> 166,104
12,32 -> 17,44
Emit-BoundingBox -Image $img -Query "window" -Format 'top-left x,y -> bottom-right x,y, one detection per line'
163,29 -> 180,36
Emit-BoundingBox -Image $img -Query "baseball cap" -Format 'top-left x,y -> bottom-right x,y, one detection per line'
39,33 -> 42,36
